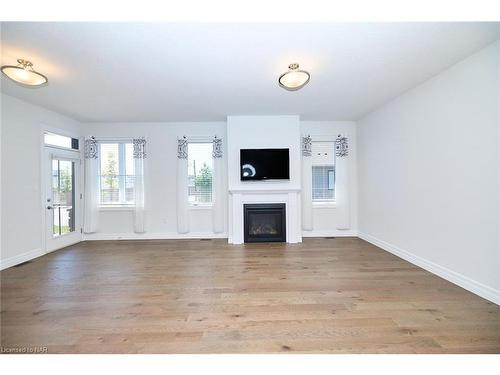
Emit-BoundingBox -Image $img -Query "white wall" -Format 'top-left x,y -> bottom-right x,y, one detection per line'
87,117 -> 356,242
300,121 -> 358,237
0,93 -> 82,268
83,122 -> 228,239
357,40 -> 500,304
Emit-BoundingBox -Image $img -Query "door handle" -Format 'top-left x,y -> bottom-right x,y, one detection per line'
47,206 -> 53,210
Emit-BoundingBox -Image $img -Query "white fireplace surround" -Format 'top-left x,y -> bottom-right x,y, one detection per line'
228,188 -> 302,244
226,116 -> 303,244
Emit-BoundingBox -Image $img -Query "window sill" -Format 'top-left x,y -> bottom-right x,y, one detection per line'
189,204 -> 213,210
99,205 -> 135,211
312,202 -> 337,209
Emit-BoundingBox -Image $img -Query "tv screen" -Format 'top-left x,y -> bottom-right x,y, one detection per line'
240,148 -> 290,181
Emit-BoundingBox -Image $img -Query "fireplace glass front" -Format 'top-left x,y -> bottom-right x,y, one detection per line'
243,203 -> 286,243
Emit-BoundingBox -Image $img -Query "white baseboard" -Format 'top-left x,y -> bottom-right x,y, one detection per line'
0,248 -> 45,270
302,230 -> 358,238
83,232 -> 229,241
358,231 -> 500,306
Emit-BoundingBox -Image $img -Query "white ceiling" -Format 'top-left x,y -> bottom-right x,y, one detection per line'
1,22 -> 499,122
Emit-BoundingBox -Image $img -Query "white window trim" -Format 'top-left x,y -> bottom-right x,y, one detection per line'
313,201 -> 337,209
188,204 -> 213,210
43,143 -> 78,153
99,205 -> 135,211
99,141 -> 135,207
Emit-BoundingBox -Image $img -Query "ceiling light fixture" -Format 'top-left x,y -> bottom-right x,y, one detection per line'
278,63 -> 310,91
1,59 -> 48,86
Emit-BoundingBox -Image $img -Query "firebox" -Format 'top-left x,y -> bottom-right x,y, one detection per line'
243,203 -> 286,243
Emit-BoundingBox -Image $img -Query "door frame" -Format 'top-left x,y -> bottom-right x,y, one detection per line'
40,126 -> 83,254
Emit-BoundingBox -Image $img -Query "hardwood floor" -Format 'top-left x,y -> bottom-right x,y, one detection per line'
1,238 -> 499,353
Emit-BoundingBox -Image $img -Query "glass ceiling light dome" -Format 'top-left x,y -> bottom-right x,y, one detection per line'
278,63 -> 310,91
1,59 -> 48,86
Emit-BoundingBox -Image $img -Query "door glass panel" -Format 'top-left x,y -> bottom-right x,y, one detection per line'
52,159 -> 75,237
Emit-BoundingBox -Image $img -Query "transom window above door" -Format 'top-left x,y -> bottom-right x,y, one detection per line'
99,142 -> 135,206
44,131 -> 79,150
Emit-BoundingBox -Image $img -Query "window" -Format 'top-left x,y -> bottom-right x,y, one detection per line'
99,142 -> 134,205
44,132 -> 79,150
187,142 -> 213,205
311,141 -> 335,202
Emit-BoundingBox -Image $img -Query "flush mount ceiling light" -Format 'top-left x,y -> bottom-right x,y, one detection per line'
278,63 -> 310,91
1,59 -> 48,86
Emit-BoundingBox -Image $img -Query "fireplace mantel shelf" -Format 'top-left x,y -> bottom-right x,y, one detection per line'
229,188 -> 301,194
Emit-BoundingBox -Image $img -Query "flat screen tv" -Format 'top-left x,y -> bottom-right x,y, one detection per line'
240,148 -> 290,181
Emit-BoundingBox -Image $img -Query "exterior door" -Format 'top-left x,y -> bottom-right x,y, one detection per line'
44,148 -> 82,252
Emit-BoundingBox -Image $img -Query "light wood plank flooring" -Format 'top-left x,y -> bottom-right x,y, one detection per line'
1,238 -> 499,353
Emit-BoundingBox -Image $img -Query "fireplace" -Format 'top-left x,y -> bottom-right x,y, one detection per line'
243,203 -> 286,243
